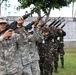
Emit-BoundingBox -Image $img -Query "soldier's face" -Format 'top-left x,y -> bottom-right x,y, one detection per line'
42,32 -> 45,36
0,23 -> 7,31
46,26 -> 49,29
38,25 -> 42,31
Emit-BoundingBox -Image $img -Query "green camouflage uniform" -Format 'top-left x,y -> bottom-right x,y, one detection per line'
49,27 -> 59,73
57,29 -> 66,68
39,27 -> 53,75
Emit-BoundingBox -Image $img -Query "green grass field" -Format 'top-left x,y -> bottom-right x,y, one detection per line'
53,48 -> 76,75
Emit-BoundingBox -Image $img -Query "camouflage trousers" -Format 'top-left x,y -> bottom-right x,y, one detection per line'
0,63 -> 23,75
50,43 -> 59,72
58,47 -> 65,68
0,57 -> 23,75
30,61 -> 40,75
52,48 -> 58,69
58,43 -> 65,57
39,56 -> 53,75
22,61 -> 40,75
22,64 -> 32,75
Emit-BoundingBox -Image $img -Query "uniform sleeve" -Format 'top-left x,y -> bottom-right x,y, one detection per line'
34,26 -> 43,43
17,26 -> 28,44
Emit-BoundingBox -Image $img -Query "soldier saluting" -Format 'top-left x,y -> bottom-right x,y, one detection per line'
0,16 -> 24,75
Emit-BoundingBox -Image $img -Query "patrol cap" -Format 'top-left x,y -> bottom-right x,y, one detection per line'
0,16 -> 7,24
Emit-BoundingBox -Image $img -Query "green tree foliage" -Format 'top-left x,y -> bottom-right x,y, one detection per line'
18,0 -> 74,14
17,0 -> 76,21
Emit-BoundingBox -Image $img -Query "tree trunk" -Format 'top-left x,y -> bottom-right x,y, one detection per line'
45,9 -> 51,22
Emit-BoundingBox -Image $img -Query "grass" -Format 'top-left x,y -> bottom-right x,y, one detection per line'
53,48 -> 76,75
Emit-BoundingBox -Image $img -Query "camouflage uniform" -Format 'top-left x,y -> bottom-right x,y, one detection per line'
0,31 -> 23,75
18,27 -> 32,75
53,28 -> 59,73
35,28 -> 44,75
57,29 -> 66,68
27,26 -> 42,75
49,27 -> 59,73
39,27 -> 53,75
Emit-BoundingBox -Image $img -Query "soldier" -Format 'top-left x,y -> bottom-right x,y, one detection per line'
41,27 -> 53,75
57,27 -> 66,68
17,18 -> 43,75
53,26 -> 59,73
49,25 -> 59,73
0,16 -> 42,75
26,20 -> 41,75
36,24 -> 44,75
15,17 -> 33,75
37,24 -> 53,75
0,16 -> 23,75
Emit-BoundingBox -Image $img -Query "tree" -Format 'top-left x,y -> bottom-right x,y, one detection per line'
17,0 -> 76,21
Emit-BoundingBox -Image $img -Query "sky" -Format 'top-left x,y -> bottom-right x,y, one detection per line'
1,0 -> 76,17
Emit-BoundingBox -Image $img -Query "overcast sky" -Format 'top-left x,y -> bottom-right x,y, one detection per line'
1,0 -> 76,17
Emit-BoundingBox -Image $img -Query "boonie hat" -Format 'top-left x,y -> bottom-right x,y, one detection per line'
0,16 -> 7,24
